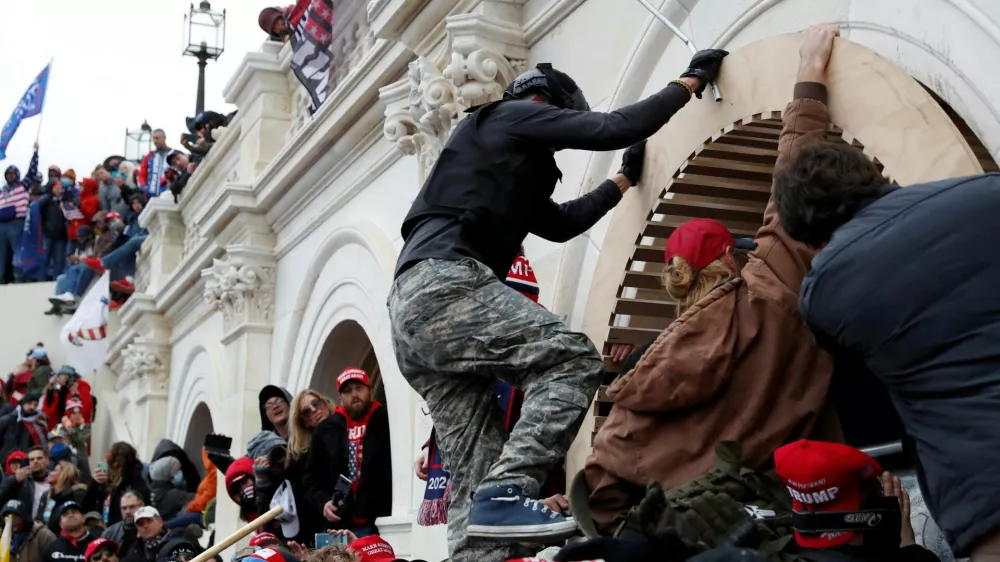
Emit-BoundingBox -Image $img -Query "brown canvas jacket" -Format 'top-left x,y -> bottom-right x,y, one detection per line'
584,84 -> 841,532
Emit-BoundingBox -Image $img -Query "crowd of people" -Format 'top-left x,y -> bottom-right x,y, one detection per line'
0,110 -> 233,314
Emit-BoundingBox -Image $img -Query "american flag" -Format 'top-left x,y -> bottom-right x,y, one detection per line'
288,0 -> 335,112
61,201 -> 84,221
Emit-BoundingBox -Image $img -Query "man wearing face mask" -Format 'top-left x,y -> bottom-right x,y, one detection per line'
147,457 -> 194,521
224,457 -> 259,523
388,50 -> 727,560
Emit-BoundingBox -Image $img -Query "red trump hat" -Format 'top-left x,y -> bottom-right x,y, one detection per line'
774,439 -> 882,549
664,218 -> 737,271
337,367 -> 370,391
349,535 -> 396,562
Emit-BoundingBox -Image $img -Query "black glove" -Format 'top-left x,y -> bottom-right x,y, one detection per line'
619,140 -> 647,186
680,49 -> 729,98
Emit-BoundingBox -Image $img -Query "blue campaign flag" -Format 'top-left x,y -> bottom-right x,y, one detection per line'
0,63 -> 51,161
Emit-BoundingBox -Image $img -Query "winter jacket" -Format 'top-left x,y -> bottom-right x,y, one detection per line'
138,148 -> 172,197
14,521 -> 57,562
1,165 -> 29,223
36,195 -> 67,240
85,461 -> 149,526
0,407 -> 48,463
584,85 -> 842,532
302,403 -> 392,528
254,454 -> 312,543
121,528 -> 200,562
0,476 -> 44,519
42,530 -> 96,562
68,180 -> 99,242
98,182 -> 128,218
149,440 -> 200,494
185,448 -> 216,514
101,521 -> 136,555
396,82 -> 694,281
27,364 -> 53,397
258,385 -> 292,438
147,457 -> 194,521
39,483 -> 89,534
799,182 -> 1000,553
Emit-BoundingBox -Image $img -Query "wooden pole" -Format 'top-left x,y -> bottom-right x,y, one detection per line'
189,506 -> 284,562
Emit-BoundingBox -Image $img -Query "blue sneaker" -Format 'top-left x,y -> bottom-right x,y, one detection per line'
466,485 -> 577,542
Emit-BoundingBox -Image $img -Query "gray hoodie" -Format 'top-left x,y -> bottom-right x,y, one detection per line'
98,181 -> 129,217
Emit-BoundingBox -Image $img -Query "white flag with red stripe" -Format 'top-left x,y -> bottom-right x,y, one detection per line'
60,272 -> 111,377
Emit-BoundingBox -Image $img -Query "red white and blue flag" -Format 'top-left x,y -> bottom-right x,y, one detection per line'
0,63 -> 50,161
60,273 -> 111,377
288,0 -> 335,112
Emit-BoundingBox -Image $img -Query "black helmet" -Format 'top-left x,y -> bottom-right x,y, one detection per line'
503,63 -> 590,111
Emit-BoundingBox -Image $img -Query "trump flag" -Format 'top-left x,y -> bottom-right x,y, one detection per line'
60,272 -> 111,377
0,63 -> 50,160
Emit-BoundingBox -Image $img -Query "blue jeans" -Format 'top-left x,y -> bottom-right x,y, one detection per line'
0,219 -> 24,284
45,237 -> 67,280
55,264 -> 95,297
102,234 -> 146,279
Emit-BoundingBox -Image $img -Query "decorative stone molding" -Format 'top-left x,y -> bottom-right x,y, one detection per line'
183,224 -> 205,259
119,339 -> 170,393
202,250 -> 276,334
379,9 -> 527,178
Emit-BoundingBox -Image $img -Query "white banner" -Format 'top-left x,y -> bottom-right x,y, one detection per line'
60,272 -> 111,377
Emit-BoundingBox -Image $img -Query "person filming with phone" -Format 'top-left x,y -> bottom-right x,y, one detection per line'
302,369 -> 391,539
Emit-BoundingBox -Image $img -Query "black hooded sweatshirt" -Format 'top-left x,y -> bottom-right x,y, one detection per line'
258,385 -> 292,437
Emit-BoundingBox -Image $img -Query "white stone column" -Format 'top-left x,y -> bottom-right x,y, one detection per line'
201,244 -> 276,545
136,197 -> 185,295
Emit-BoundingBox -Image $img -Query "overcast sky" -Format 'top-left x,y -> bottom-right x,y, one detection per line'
0,0 -> 278,176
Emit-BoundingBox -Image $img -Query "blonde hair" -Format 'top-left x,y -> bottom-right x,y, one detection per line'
308,545 -> 360,562
52,460 -> 85,494
663,248 -> 747,316
118,161 -> 137,189
287,390 -> 337,460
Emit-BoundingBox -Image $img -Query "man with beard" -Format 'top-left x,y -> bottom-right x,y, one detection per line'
43,502 -> 96,562
103,490 -> 145,558
304,368 -> 390,538
0,395 -> 49,474
258,386 -> 293,440
0,444 -> 52,520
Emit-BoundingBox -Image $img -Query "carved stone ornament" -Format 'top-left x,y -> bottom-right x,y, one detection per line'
183,224 -> 204,259
380,12 -> 526,177
120,341 -> 168,388
202,258 -> 275,329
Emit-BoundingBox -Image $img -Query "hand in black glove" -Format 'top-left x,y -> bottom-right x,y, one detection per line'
619,140 -> 647,186
680,49 -> 729,98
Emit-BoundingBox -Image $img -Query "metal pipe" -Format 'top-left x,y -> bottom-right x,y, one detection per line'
861,441 -> 904,459
634,0 -> 723,102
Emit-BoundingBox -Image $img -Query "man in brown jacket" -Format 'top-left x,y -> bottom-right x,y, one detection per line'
4,498 -> 57,562
583,25 -> 844,533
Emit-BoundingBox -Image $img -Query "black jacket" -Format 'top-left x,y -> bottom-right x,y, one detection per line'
85,461 -> 150,526
303,404 -> 392,527
37,195 -> 68,240
0,412 -> 43,467
147,440 -> 199,520
121,528 -> 201,562
254,454 -> 314,543
801,545 -> 939,562
0,475 -> 45,519
42,530 -> 96,562
799,175 -> 1000,557
397,83 -> 692,280
39,485 -> 90,534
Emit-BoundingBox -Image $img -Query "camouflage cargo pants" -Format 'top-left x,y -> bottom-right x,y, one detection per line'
388,258 -> 604,562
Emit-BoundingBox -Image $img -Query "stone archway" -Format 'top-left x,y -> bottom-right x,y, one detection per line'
181,402 -> 214,477
308,319 -> 386,406
576,33 -> 986,468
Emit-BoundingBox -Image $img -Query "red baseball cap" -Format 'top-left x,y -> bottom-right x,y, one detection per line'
664,218 -> 736,270
84,538 -> 119,562
337,368 -> 370,391
348,535 -> 396,562
249,532 -> 281,548
774,440 -> 882,549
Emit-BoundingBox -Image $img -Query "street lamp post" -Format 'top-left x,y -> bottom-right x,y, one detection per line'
183,1 -> 226,115
125,121 -> 154,164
